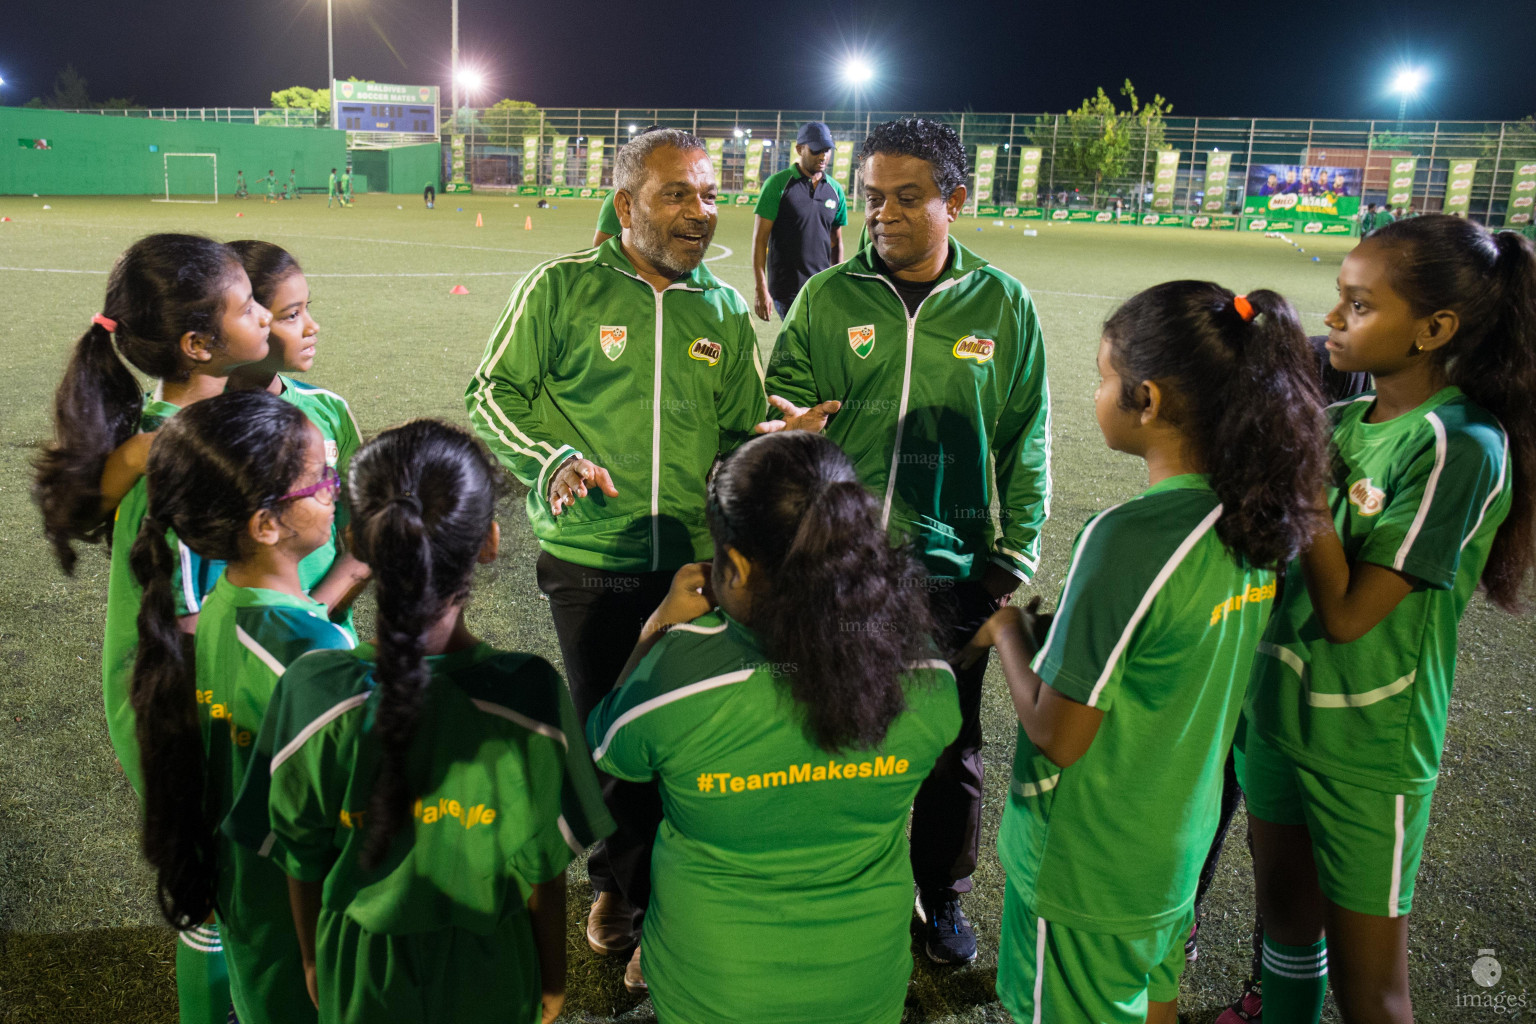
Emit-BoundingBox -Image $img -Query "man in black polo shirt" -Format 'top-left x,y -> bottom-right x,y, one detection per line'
752,121 -> 848,320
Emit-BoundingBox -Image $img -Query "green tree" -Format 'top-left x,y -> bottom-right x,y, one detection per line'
1048,80 -> 1172,205
483,99 -> 541,147
24,64 -> 131,109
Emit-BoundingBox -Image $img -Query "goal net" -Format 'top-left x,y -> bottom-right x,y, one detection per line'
154,153 -> 218,204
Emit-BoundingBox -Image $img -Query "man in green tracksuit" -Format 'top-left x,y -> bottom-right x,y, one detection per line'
763,117 -> 1051,966
466,127 -> 766,993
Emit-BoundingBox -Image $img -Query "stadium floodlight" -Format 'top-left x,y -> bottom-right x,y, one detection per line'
842,57 -> 874,87
628,123 -> 638,134
1392,66 -> 1427,129
733,128 -> 744,139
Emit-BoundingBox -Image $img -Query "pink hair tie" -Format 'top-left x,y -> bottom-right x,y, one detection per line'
92,314 -> 117,332
1231,295 -> 1256,322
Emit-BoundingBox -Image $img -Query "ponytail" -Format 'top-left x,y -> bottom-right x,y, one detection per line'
707,431 -> 935,753
1104,281 -> 1329,569
1371,216 -> 1536,608
345,421 -> 504,869
33,233 -> 240,574
128,512 -> 215,927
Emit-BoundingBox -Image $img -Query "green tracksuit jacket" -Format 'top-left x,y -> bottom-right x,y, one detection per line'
765,239 -> 1051,581
467,238 -> 767,572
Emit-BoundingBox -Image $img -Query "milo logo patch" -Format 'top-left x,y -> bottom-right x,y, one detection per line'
688,338 -> 722,366
953,335 -> 995,363
1348,478 -> 1386,517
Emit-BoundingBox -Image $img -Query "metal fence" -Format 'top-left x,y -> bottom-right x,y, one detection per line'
63,107 -> 321,127
455,108 -> 1536,226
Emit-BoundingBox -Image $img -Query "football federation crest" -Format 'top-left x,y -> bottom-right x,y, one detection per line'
1348,477 -> 1386,516
688,337 -> 722,366
599,326 -> 627,361
952,335 -> 996,363
848,325 -> 876,359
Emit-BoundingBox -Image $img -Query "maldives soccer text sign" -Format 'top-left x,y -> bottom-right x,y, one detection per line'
332,80 -> 439,134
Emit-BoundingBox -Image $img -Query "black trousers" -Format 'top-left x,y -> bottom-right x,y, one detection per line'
910,579 -> 1003,895
537,551 -> 675,932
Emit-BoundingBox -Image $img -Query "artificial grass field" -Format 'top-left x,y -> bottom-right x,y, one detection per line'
0,194 -> 1531,1023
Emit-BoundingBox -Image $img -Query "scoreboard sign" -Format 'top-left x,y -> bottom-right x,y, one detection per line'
332,80 -> 440,134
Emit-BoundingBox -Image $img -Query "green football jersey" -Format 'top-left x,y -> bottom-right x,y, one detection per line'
197,575 -> 354,1024
1000,475 -> 1276,932
225,642 -> 613,1024
595,191 -> 621,236
102,397 -> 220,796
764,238 -> 1052,583
1247,388 -> 1510,795
587,609 -> 961,1024
466,238 -> 768,572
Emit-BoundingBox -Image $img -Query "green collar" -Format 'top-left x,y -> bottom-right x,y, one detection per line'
212,572 -> 328,613
1353,385 -> 1465,433
1143,473 -> 1215,497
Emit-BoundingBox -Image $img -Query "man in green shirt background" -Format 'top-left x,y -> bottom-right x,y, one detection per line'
762,117 -> 1051,965
467,127 -> 766,993
752,121 -> 847,320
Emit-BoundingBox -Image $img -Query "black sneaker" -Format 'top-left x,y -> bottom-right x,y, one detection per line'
916,889 -> 978,965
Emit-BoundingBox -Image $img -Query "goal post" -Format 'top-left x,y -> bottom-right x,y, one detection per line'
154,153 -> 218,204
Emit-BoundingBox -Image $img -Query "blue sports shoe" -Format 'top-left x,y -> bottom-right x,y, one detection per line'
916,888 -> 978,965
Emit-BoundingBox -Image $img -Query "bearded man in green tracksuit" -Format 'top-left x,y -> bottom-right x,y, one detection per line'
466,127 -> 766,994
762,117 -> 1051,967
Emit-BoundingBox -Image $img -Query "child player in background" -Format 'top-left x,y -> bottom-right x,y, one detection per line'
967,281 -> 1329,1024
230,420 -> 612,1023
1241,214 -> 1535,1024
131,389 -> 352,1024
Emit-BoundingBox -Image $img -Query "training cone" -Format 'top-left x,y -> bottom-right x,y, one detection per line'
450,284 -> 470,295
236,212 -> 244,217
475,212 -> 484,227
524,216 -> 533,230
1,217 -> 10,222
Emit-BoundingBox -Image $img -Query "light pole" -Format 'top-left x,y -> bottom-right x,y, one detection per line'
451,0 -> 459,130
327,0 -> 334,89
1392,67 -> 1426,132
842,56 -> 874,203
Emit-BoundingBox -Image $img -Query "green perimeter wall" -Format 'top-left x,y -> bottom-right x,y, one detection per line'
348,143 -> 442,194
1,107 -> 346,195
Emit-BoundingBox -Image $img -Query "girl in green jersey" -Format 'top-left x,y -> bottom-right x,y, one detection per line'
1242,216 -> 1536,1024
966,282 -> 1328,1024
132,389 -> 343,1024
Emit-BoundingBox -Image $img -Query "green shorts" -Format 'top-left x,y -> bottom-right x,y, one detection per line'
996,879 -> 1191,1024
1238,728 -> 1432,918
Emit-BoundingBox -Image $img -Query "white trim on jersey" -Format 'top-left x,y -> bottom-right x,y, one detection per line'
1257,641 -> 1307,681
1306,670 -> 1415,708
1084,503 -> 1224,707
471,698 -> 568,750
558,815 -> 583,856
1032,916 -> 1048,1024
179,926 -> 223,954
591,668 -> 756,761
269,693 -> 370,774
283,377 -> 364,442
1393,411 -> 1448,572
1388,794 -> 1406,917
1011,774 -> 1060,799
1462,432 -> 1510,551
176,541 -> 201,613
236,625 -> 288,678
668,620 -> 729,636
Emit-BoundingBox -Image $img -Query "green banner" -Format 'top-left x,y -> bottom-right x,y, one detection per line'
551,136 -> 569,185
332,79 -> 439,106
577,186 -> 610,200
704,138 -> 725,175
1243,193 -> 1358,224
1200,152 -> 1234,213
1507,159 -> 1536,227
1142,212 -> 1187,227
1387,158 -> 1416,208
1443,158 -> 1476,216
1014,148 -> 1042,207
833,140 -> 856,188
973,145 -> 997,205
1191,214 -> 1238,230
450,134 -> 467,184
586,138 -> 604,189
522,136 -> 538,184
1151,150 -> 1181,212
744,139 -> 765,192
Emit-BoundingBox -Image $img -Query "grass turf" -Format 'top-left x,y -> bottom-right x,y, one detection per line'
0,194 -> 1531,1023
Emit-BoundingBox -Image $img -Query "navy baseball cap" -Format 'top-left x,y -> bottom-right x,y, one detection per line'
797,121 -> 835,151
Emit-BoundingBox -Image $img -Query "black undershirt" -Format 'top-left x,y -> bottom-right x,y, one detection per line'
874,250 -> 953,316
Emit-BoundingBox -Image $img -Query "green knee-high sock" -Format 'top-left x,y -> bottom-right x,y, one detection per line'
176,922 -> 231,1024
1262,935 -> 1328,1023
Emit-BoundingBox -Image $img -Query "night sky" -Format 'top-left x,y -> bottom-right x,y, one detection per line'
6,0 -> 1534,122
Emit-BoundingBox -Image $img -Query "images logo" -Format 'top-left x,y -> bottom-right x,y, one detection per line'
599,326 -> 627,361
1472,950 -> 1502,988
848,325 -> 876,359
688,338 -> 722,366
953,335 -> 996,363
1348,478 -> 1386,516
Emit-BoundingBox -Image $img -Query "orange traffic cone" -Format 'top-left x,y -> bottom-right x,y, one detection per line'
450,284 -> 470,295
0,217 -> 10,222
236,212 -> 244,217
475,212 -> 484,227
524,216 -> 533,230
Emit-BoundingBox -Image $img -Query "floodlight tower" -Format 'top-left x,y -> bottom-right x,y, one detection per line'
452,0 -> 460,128
843,56 -> 874,138
1392,67 -> 1426,132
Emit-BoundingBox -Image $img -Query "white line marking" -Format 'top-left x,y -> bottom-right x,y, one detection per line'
704,243 -> 733,262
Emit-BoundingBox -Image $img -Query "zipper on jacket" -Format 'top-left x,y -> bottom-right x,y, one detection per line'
651,288 -> 664,571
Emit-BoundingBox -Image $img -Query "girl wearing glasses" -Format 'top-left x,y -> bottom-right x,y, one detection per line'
131,388 -> 353,1024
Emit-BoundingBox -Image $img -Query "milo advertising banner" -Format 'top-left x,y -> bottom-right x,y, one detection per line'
1504,160 -> 1536,227
1191,213 -> 1238,230
1243,162 -> 1360,224
833,139 -> 857,188
448,134 -> 470,192
704,138 -> 726,178
551,136 -> 569,185
1015,147 -> 1043,207
522,136 -> 539,185
1442,159 -> 1477,216
973,145 -> 997,205
1200,152 -> 1234,213
1387,158 -> 1416,208
1150,150 -> 1180,212
586,138 -> 605,189
744,138 -> 766,192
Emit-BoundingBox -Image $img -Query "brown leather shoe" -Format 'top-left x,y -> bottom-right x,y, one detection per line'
586,891 -> 638,956
624,942 -> 647,994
